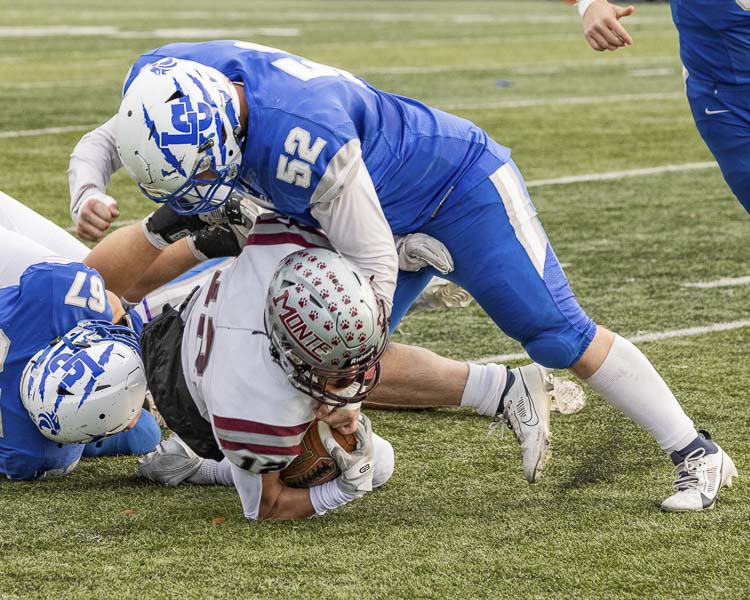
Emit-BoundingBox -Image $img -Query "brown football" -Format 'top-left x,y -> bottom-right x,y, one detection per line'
280,420 -> 357,488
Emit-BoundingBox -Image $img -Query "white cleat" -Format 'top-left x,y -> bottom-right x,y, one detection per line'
661,446 -> 737,512
494,363 -> 554,483
138,433 -> 204,486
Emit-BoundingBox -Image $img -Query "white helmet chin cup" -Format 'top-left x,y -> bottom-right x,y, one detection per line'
115,57 -> 243,214
20,320 -> 147,444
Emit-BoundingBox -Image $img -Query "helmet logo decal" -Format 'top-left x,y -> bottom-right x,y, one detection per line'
273,290 -> 332,363
162,96 -> 213,149
186,72 -> 229,164
150,58 -> 178,75
142,105 -> 186,177
37,411 -> 61,437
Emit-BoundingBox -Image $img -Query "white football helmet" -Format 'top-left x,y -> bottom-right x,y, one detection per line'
20,320 -> 147,444
265,248 -> 389,406
115,57 -> 243,215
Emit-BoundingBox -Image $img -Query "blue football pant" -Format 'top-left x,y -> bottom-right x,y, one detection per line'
1,408 -> 160,481
391,161 -> 597,369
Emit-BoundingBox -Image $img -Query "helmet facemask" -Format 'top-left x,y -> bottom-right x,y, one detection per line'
268,317 -> 386,407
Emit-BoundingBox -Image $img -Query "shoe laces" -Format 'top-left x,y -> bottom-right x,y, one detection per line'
488,370 -> 516,440
489,402 -> 518,441
671,448 -> 707,492
488,417 -> 507,439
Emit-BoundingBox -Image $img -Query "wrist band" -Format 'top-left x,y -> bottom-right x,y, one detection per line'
309,479 -> 359,515
577,0 -> 596,17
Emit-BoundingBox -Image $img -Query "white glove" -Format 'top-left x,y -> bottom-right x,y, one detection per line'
395,233 -> 454,274
324,414 -> 374,496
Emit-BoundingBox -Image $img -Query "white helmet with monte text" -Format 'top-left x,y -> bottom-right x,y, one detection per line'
265,248 -> 389,406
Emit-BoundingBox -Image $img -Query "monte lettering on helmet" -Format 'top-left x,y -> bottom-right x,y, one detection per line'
273,289 -> 332,363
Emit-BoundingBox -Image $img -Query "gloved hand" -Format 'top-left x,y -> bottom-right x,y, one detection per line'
187,225 -> 243,260
141,204 -> 205,250
395,233 -> 454,274
324,414 -> 374,496
199,195 -> 261,247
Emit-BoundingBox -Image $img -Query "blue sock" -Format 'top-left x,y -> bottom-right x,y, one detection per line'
83,409 -> 161,457
670,430 -> 718,465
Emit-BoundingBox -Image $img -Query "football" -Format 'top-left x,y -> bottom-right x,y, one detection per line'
280,420 -> 357,488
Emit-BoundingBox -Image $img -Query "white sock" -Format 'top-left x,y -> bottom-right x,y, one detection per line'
460,362 -> 508,417
585,334 -> 697,453
187,458 -> 235,487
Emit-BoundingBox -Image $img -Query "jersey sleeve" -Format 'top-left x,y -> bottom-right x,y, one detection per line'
310,147 -> 398,314
212,413 -> 312,474
68,116 -> 122,222
263,111 -> 357,210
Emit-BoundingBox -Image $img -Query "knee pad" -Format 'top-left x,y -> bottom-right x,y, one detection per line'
372,433 -> 395,488
524,332 -> 592,370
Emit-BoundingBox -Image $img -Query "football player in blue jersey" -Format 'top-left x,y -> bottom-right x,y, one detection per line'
0,222 -> 162,481
69,41 -> 736,510
578,0 -> 750,214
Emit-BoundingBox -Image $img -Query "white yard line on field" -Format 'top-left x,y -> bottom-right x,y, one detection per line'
683,276 -> 750,289
475,319 -> 750,364
0,26 -> 118,37
526,161 -> 718,187
630,67 -> 676,77
0,26 -> 299,38
360,56 -> 676,76
439,91 -> 684,111
0,124 -> 100,138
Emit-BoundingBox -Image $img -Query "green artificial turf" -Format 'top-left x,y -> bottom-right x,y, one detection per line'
1,1 -> 748,598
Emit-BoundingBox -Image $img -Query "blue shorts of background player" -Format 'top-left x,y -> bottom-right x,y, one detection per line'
686,76 -> 750,214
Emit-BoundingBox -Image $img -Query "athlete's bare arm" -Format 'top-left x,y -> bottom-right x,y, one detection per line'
257,471 -> 317,520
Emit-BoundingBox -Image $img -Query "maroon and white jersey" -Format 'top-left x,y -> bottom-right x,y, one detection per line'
181,214 -> 332,474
